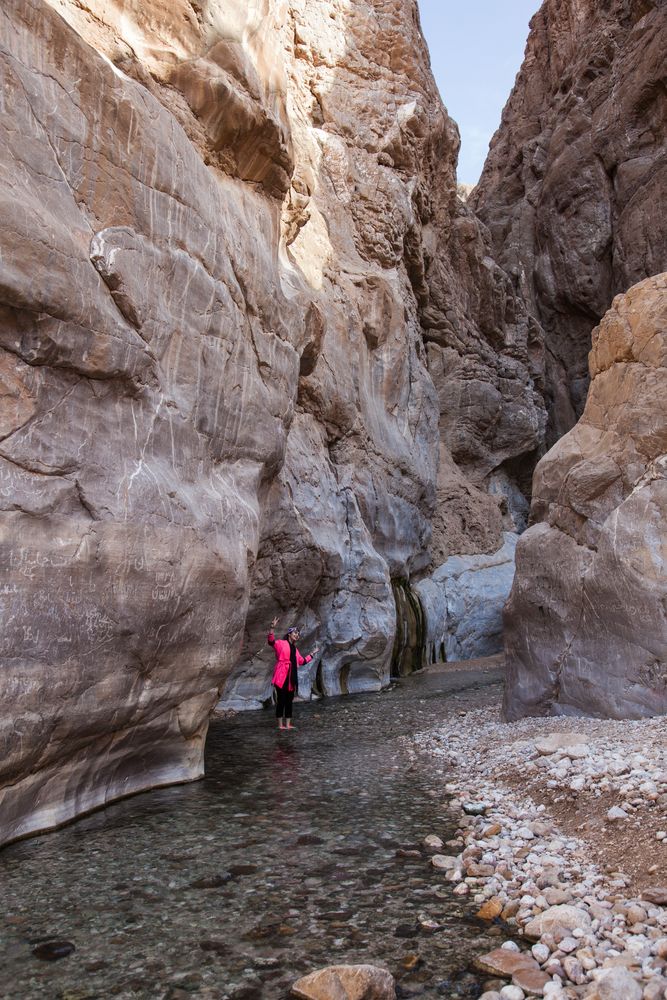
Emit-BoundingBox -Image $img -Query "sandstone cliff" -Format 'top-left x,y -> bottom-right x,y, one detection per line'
473,0 -> 667,444
0,0 -> 545,843
504,274 -> 667,721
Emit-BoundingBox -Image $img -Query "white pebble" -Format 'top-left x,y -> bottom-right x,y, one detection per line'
499,987 -> 525,1000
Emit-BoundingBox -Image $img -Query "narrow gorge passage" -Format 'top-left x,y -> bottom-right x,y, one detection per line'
2,667 -> 503,1000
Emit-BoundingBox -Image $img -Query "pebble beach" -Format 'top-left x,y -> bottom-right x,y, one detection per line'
410,685 -> 667,1000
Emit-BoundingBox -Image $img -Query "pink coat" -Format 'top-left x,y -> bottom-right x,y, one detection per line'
268,633 -> 312,690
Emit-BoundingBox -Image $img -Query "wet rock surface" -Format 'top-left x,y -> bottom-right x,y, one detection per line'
416,533 -> 518,664
1,666 -> 505,999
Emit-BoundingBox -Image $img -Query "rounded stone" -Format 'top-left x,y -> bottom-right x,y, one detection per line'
499,986 -> 524,1000
597,968 -> 642,1000
32,940 -> 76,962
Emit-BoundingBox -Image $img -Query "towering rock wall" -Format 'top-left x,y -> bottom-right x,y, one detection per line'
478,0 -> 667,721
0,0 -> 546,843
0,0 -> 307,845
473,0 -> 667,444
230,0 -> 547,705
504,274 -> 667,721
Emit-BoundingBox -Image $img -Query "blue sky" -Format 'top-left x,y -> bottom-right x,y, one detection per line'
417,1 -> 542,185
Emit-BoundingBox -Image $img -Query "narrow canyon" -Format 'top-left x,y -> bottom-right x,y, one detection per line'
0,0 -> 665,858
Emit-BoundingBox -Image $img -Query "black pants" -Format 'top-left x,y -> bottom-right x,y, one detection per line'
275,684 -> 295,719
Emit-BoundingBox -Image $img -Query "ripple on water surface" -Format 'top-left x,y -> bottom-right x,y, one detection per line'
1,669 -> 504,999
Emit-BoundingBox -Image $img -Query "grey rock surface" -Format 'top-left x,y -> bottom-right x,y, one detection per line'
415,532 -> 518,663
473,0 -> 667,444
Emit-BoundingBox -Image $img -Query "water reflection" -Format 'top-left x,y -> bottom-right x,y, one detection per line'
1,667 -> 502,999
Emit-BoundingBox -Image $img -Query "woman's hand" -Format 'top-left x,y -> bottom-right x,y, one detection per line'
271,616 -> 279,628
311,646 -> 320,656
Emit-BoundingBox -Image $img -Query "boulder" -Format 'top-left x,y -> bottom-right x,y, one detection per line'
534,734 -> 588,756
642,887 -> 667,906
474,947 -> 540,978
505,275 -> 667,721
474,947 -> 549,994
523,904 -> 592,941
291,964 -> 396,1000
596,968 -> 642,1000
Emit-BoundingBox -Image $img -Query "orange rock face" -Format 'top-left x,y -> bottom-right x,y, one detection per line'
504,274 -> 667,720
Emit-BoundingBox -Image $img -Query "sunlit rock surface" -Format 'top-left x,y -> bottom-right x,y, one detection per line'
504,275 -> 667,721
473,0 -> 667,443
219,0 -> 546,707
0,0 -> 545,842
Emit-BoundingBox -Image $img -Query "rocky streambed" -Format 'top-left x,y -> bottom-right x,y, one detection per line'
2,662 -> 511,1000
412,688 -> 667,999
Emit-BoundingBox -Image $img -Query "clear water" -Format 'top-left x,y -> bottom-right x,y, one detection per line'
0,667 -> 504,1000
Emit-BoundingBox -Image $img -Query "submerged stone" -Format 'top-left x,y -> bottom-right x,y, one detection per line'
199,938 -> 229,954
188,873 -> 233,889
32,940 -> 76,961
462,803 -> 488,816
228,864 -> 259,876
394,923 -> 420,938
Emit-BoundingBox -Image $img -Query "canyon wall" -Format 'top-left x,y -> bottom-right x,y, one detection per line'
482,0 -> 667,720
226,0 -> 547,706
504,274 -> 667,721
0,0 -> 545,843
0,0 -> 307,845
473,0 -> 667,444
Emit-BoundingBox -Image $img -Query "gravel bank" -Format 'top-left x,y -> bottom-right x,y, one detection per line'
409,676 -> 667,1000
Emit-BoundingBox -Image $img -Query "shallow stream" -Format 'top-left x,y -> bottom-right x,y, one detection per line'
1,666 -> 504,1000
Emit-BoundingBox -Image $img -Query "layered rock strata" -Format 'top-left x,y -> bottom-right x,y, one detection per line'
473,0 -> 667,443
504,274 -> 667,720
0,0 -> 546,842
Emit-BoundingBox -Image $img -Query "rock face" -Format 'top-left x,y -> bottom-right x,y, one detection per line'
416,532 -> 518,663
0,0 -> 305,845
473,0 -> 667,443
0,0 -> 545,842
217,0 -> 546,708
504,274 -> 667,721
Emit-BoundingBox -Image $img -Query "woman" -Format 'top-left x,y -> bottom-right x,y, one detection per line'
268,617 -> 319,730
